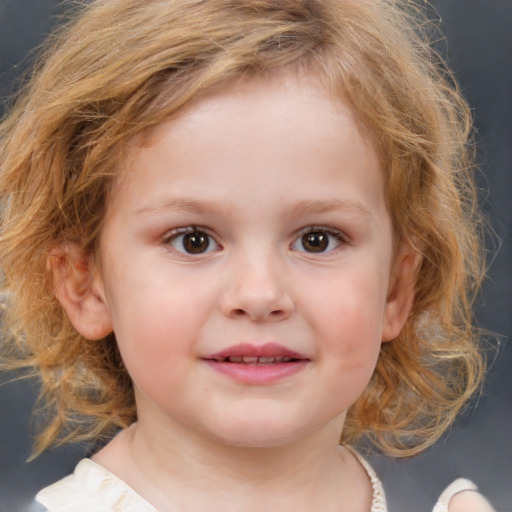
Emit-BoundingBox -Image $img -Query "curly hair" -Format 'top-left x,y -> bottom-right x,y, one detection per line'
0,0 -> 485,457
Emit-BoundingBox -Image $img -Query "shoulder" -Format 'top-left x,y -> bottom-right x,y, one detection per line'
35,458 -> 157,512
433,479 -> 495,512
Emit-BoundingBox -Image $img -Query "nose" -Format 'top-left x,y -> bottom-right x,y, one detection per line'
220,252 -> 294,322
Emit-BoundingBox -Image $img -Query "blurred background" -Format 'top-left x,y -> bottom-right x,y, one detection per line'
0,1 -> 511,511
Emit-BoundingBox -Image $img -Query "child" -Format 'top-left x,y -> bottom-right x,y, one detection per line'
0,0 -> 495,510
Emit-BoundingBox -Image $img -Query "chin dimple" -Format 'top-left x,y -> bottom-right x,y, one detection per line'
216,355 -> 295,364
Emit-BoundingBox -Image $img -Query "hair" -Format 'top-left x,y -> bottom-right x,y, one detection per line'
0,0 -> 486,457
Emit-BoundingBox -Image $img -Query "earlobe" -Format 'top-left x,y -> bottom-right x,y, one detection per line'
382,245 -> 422,342
48,243 -> 113,340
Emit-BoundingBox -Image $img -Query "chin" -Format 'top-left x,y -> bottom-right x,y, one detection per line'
205,416 -> 313,450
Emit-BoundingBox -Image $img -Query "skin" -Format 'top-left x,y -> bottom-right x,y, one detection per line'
449,491 -> 495,512
54,71 -> 421,511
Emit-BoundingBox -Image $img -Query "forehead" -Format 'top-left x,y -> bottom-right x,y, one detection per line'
130,68 -> 374,148
111,71 -> 386,217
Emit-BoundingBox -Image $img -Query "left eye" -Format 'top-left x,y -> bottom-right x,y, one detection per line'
167,229 -> 218,255
291,229 -> 344,253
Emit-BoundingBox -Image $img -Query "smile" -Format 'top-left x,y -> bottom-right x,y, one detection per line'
210,355 -> 296,364
203,343 -> 309,384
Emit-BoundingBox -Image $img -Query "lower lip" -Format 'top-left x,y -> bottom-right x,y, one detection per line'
204,360 -> 309,384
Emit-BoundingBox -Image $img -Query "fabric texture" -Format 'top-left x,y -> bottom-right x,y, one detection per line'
36,459 -> 156,512
432,478 -> 479,512
35,454 -> 478,512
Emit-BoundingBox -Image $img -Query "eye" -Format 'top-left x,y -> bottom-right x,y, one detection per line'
291,228 -> 345,254
166,228 -> 218,255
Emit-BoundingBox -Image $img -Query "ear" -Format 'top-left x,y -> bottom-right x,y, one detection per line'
382,243 -> 422,342
48,243 -> 113,340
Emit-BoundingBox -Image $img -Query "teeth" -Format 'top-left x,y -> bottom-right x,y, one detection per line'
224,356 -> 295,364
242,356 -> 258,363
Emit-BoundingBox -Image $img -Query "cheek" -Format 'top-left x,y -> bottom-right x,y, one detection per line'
307,269 -> 387,378
103,263 -> 219,385
315,277 -> 387,338
113,290 -> 195,357
317,310 -> 382,416
111,293 -> 196,410
322,313 -> 382,386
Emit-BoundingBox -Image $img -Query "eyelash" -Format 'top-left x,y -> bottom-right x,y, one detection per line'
291,226 -> 349,255
162,225 -> 349,256
162,226 -> 220,256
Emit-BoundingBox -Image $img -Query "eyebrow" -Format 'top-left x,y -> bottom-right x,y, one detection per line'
286,198 -> 374,220
136,197 -> 373,221
136,198 -> 233,216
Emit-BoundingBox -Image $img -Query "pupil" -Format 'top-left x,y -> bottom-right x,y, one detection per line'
302,232 -> 328,252
183,232 -> 209,253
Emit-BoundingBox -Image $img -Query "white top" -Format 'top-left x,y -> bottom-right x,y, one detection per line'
35,455 -> 479,512
36,459 -> 155,511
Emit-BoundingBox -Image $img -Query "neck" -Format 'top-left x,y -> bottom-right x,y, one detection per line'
93,416 -> 372,512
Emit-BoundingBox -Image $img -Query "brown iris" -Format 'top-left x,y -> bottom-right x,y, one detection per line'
183,231 -> 210,253
301,231 -> 328,252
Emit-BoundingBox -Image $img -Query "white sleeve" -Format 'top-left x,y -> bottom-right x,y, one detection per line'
432,478 -> 496,512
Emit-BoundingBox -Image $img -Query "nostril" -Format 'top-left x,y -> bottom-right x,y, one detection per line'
221,288 -> 294,321
229,307 -> 286,321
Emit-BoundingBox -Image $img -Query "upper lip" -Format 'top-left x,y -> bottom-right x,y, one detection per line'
203,342 -> 308,361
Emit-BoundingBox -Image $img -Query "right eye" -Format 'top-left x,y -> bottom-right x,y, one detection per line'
165,228 -> 218,255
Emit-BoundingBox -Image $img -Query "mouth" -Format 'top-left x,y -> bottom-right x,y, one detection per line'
207,355 -> 300,365
203,342 -> 308,363
203,343 -> 309,384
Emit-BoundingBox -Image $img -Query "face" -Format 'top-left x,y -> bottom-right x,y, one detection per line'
93,72 -> 406,448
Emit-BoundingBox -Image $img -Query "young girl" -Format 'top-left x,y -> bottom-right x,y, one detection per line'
0,0 -> 495,510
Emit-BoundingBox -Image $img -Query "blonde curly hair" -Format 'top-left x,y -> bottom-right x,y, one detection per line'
0,0 -> 485,457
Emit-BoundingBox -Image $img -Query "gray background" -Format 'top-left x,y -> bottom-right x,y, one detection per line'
0,1 -> 511,511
